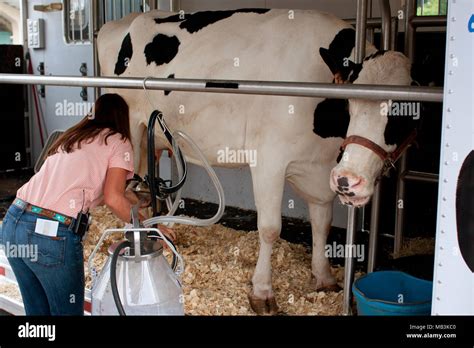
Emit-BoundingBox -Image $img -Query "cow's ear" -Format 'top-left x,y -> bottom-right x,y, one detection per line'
319,47 -> 340,76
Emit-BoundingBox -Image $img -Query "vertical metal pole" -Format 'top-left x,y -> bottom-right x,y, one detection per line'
380,0 -> 392,51
343,206 -> 358,315
21,0 -> 32,167
367,0 -> 392,273
367,0 -> 374,43
354,0 -> 368,62
71,4 -> 76,41
142,0 -> 147,12
391,16 -> 399,50
91,0 -> 102,100
343,0 -> 368,316
112,0 -> 117,20
149,0 -> 157,10
104,0 -> 109,22
79,0 -> 83,42
394,0 -> 416,257
404,0 -> 416,61
170,0 -> 180,12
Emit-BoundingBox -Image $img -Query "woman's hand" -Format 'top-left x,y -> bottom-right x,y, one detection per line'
158,224 -> 176,242
157,224 -> 176,250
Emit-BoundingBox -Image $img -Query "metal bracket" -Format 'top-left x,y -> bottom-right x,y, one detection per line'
36,62 -> 45,98
80,63 -> 88,101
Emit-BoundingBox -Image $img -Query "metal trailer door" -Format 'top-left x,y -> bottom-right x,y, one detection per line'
432,0 -> 474,315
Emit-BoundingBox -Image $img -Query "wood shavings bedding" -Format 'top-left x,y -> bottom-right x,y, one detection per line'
0,281 -> 22,302
85,206 -> 364,315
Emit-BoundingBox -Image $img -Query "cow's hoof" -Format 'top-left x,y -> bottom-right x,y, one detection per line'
311,275 -> 342,292
266,296 -> 279,315
248,293 -> 279,315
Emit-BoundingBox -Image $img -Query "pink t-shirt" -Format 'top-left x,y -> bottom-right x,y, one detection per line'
17,129 -> 134,218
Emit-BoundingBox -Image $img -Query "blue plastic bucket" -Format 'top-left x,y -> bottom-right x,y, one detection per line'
352,271 -> 433,316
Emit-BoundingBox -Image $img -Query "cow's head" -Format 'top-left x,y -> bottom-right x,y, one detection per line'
319,48 -> 415,207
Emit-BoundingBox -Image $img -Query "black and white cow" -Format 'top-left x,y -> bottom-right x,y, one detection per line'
98,8 -> 413,314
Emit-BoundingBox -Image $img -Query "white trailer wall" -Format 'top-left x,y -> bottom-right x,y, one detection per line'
432,0 -> 474,315
26,0 -> 94,163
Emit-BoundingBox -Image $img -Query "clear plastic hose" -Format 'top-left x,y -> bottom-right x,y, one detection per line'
164,134 -> 184,217
143,130 -> 225,227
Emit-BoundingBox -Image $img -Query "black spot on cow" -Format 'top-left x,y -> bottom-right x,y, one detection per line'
383,101 -> 421,146
345,51 -> 386,82
313,98 -> 350,139
154,8 -> 270,34
164,74 -> 175,96
144,34 -> 181,67
456,150 -> 474,272
347,63 -> 363,83
155,14 -> 191,24
114,33 -> 133,76
319,28 -> 361,82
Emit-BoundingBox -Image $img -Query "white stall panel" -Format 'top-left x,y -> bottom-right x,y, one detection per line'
432,0 -> 474,315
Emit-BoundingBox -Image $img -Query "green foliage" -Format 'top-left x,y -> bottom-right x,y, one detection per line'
417,0 -> 448,16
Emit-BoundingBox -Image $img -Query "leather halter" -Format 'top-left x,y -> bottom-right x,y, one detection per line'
331,72 -> 418,178
340,129 -> 418,177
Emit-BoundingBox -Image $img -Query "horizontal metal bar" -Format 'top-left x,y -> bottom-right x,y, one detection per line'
346,16 -> 394,28
403,170 -> 439,183
0,74 -> 443,102
410,15 -> 447,28
348,15 -> 447,29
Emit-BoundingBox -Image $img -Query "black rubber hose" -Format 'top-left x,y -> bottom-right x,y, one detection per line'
147,110 -> 188,215
147,231 -> 178,271
164,235 -> 178,272
110,240 -> 131,316
147,111 -> 158,216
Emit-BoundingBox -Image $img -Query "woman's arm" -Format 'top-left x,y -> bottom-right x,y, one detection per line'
103,167 -> 177,242
103,167 -> 134,223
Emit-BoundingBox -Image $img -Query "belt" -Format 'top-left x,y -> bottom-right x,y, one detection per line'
13,198 -> 74,226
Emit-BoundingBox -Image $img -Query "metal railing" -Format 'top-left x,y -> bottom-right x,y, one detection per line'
0,74 -> 442,101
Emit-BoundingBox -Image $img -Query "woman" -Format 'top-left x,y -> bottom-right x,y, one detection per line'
0,93 -> 172,315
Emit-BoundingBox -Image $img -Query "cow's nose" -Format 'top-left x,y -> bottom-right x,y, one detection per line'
337,177 -> 349,187
334,173 -> 363,191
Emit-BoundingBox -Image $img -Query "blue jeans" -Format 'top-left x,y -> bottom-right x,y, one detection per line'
0,203 -> 84,315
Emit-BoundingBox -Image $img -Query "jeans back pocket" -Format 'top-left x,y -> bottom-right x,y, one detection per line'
27,231 -> 66,267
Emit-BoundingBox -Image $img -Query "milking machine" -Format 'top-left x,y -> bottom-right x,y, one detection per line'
88,80 -> 226,315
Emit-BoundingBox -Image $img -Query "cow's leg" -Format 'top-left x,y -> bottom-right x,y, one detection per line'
129,117 -> 147,175
308,201 -> 341,291
248,166 -> 285,315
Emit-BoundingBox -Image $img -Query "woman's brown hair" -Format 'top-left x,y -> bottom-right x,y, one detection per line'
47,93 -> 131,156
